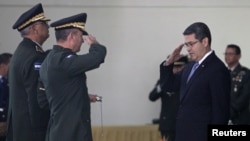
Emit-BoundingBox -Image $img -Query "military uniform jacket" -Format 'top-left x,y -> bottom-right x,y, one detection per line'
39,44 -> 106,141
230,64 -> 250,124
161,52 -> 230,141
7,38 -> 50,141
149,76 -> 179,134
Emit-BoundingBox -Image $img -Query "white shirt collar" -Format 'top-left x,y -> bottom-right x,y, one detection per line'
228,63 -> 239,71
0,75 -> 3,83
197,50 -> 213,65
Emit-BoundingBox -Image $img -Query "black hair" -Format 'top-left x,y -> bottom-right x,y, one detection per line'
226,44 -> 241,55
0,53 -> 12,65
183,22 -> 212,46
55,28 -> 79,41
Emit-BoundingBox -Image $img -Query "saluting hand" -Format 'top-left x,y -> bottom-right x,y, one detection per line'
84,34 -> 99,46
165,44 -> 185,66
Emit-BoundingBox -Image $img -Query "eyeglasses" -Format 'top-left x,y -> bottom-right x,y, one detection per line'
224,52 -> 237,56
184,40 -> 199,47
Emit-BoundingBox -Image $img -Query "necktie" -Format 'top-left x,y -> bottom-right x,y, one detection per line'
187,62 -> 199,82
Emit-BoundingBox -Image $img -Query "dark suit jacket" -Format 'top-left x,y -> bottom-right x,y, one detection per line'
7,38 -> 50,141
39,44 -> 106,141
161,51 -> 231,141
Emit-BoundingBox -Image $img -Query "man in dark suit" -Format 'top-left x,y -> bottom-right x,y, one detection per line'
162,22 -> 231,141
0,53 -> 12,141
224,44 -> 250,125
149,56 -> 188,141
7,3 -> 50,141
39,13 -> 106,141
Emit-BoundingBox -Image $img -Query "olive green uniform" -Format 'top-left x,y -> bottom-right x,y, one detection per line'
7,38 -> 50,141
230,64 -> 250,124
39,44 -> 106,141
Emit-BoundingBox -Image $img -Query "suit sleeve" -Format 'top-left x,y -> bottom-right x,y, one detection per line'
160,61 -> 181,92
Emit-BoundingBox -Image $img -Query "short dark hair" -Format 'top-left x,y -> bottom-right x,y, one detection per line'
183,22 -> 212,46
55,28 -> 79,41
227,44 -> 241,55
0,53 -> 12,65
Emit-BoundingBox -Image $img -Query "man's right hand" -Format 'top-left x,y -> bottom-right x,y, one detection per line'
84,34 -> 99,45
165,44 -> 185,66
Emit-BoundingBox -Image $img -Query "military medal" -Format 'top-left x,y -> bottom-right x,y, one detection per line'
234,85 -> 237,92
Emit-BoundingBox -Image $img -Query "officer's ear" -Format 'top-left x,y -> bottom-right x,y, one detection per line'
30,24 -> 38,34
68,31 -> 75,40
65,32 -> 72,41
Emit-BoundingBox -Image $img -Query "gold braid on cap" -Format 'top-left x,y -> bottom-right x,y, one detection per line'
174,62 -> 185,65
55,22 -> 85,31
18,13 -> 48,30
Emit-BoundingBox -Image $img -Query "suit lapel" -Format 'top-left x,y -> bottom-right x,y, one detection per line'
180,52 -> 216,102
180,65 -> 203,101
180,63 -> 193,101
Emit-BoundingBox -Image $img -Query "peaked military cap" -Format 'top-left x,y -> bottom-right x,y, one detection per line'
50,13 -> 88,35
174,56 -> 188,66
12,3 -> 50,31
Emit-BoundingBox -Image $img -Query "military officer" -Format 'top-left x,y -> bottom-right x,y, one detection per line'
0,53 -> 12,141
7,3 -> 50,141
39,13 -> 107,141
149,56 -> 188,141
224,44 -> 250,125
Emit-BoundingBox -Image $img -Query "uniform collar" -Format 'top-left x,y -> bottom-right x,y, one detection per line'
23,38 -> 44,52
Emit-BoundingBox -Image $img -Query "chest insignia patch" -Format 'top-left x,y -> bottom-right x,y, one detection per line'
34,62 -> 41,70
